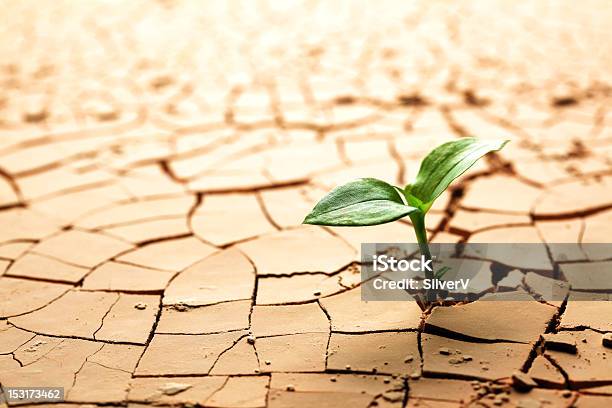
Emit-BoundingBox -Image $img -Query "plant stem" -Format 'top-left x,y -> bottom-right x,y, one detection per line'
409,212 -> 435,303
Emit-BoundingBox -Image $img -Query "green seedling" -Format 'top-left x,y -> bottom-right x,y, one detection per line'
304,137 -> 508,308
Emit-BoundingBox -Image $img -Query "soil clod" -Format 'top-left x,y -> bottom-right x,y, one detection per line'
542,333 -> 577,354
603,333 -> 612,348
512,371 -> 537,392
158,383 -> 192,396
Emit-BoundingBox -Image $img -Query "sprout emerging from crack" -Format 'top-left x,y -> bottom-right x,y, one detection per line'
304,137 -> 509,309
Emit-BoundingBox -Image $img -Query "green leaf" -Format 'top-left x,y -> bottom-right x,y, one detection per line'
435,266 -> 451,279
303,178 -> 419,226
406,138 -> 508,212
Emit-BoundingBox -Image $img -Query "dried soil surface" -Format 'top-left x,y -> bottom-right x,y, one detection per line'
1,1 -> 611,407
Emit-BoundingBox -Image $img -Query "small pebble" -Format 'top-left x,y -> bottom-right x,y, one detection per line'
463,355 -> 473,361
404,355 -> 414,363
438,347 -> 451,355
247,335 -> 256,344
98,108 -> 118,122
603,333 -> 612,349
313,291 -> 322,296
330,377 -> 337,382
22,102 -> 48,123
491,384 -> 506,393
562,390 -> 572,398
448,357 -> 462,364
134,302 -> 147,310
158,383 -> 192,396
150,75 -> 173,90
173,303 -> 188,312
383,378 -> 391,384
96,109 -> 118,122
265,360 -> 271,365
286,384 -> 295,392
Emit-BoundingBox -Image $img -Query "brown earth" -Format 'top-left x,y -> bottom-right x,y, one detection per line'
0,1 -> 611,407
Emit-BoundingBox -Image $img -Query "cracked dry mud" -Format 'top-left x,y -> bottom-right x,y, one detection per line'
0,1 -> 611,407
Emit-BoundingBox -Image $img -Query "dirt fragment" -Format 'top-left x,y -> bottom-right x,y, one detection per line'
169,303 -> 188,312
512,372 -> 537,392
438,347 -> 451,355
603,333 -> 612,349
158,383 -> 193,396
542,332 -> 578,354
397,94 -> 427,106
334,95 -> 356,105
552,96 -> 578,107
22,98 -> 48,123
